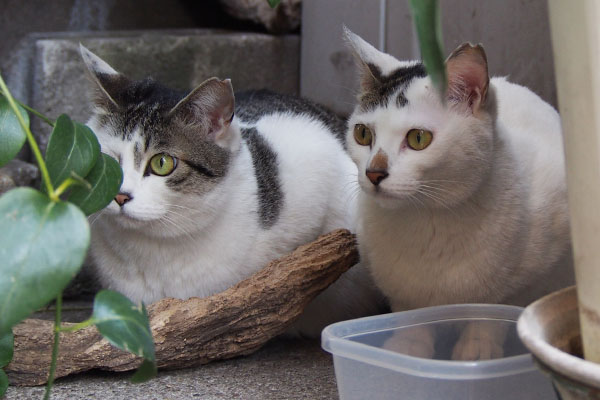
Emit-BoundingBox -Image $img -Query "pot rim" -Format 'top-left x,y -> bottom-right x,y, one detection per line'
517,285 -> 600,389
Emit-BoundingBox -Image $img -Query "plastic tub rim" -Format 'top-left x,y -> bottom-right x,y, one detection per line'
322,303 -> 536,380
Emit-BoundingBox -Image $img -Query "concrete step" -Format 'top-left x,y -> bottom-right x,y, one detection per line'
8,29 -> 299,153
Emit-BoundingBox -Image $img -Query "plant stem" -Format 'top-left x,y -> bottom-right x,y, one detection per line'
54,176 -> 90,198
44,292 -> 62,400
0,89 -> 55,127
57,318 -> 95,333
0,74 -> 56,200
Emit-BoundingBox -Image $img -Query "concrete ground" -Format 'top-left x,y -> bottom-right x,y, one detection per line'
5,300 -> 340,399
5,337 -> 339,400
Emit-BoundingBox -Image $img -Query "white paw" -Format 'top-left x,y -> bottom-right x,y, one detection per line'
451,322 -> 505,361
383,325 -> 435,359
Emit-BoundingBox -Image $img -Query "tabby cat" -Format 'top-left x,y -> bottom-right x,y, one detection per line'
81,44 -> 383,337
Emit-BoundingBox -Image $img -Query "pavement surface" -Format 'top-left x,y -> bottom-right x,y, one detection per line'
5,337 -> 339,400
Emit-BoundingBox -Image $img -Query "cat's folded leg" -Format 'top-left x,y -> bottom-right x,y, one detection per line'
451,320 -> 507,360
383,324 -> 436,359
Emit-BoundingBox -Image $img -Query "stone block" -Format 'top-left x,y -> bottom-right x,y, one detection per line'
13,30 -> 299,153
1,159 -> 39,185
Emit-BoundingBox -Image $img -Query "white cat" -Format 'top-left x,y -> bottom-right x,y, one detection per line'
80,45 -> 383,338
343,30 -> 573,357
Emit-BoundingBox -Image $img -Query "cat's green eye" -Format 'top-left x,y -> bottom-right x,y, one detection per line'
354,124 -> 373,146
149,154 -> 177,176
406,129 -> 433,150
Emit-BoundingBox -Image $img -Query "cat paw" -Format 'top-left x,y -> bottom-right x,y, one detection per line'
383,325 -> 435,359
451,322 -> 505,361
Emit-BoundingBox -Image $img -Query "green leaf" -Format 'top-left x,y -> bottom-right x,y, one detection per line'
68,153 -> 123,215
0,332 -> 13,367
45,114 -> 100,190
409,0 -> 447,98
92,290 -> 156,381
0,96 -> 28,168
0,333 -> 11,397
266,0 -> 281,8
130,359 -> 157,383
0,369 -> 7,397
0,188 -> 90,334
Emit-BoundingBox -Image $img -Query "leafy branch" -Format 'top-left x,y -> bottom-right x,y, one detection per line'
0,72 -> 156,398
0,76 -> 54,198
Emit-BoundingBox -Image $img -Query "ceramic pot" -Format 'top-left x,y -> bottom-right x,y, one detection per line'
518,286 -> 600,399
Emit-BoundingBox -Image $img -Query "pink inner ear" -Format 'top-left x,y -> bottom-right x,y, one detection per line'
446,54 -> 489,109
206,99 -> 234,140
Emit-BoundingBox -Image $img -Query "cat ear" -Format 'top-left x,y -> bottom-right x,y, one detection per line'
445,43 -> 490,113
343,26 -> 401,93
169,78 -> 235,147
80,44 -> 130,109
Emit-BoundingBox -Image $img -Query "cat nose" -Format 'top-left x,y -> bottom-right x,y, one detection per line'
366,169 -> 389,186
115,193 -> 132,207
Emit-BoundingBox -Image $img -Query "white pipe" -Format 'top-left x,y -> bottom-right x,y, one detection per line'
548,0 -> 600,363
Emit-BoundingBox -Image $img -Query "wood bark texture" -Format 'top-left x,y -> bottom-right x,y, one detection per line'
6,229 -> 358,386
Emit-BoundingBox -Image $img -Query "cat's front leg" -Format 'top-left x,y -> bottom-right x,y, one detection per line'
451,321 -> 507,360
383,324 -> 436,359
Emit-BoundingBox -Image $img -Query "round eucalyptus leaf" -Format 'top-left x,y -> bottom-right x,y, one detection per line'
92,290 -> 155,363
0,96 -> 28,168
0,369 -> 7,397
0,332 -> 13,368
45,114 -> 99,190
68,153 -> 123,216
0,188 -> 90,334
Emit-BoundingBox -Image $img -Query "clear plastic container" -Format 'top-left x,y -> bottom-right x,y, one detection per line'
322,304 -> 557,400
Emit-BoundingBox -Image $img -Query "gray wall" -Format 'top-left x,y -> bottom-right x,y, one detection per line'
301,0 -> 556,115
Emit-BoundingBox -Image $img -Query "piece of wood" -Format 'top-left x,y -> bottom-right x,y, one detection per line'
6,229 -> 358,386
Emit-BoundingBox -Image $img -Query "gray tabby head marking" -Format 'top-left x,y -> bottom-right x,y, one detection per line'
81,45 -> 236,202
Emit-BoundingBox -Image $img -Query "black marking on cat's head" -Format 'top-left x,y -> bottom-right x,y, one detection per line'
359,63 -> 427,111
242,127 -> 283,229
343,28 -> 427,112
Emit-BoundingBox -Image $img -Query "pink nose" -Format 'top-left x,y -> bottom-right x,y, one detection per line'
366,169 -> 389,186
115,193 -> 131,207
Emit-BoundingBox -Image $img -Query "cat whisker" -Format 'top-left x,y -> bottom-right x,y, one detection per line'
417,186 -> 451,207
418,182 -> 480,215
164,210 -> 198,233
416,187 -> 462,218
418,183 -> 456,197
162,203 -> 204,213
90,208 -> 108,227
161,214 -> 195,240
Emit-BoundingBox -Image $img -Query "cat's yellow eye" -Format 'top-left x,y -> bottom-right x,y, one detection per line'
406,129 -> 433,150
354,124 -> 373,146
149,154 -> 177,176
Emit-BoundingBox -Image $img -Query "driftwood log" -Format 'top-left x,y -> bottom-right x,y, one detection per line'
6,229 -> 358,386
